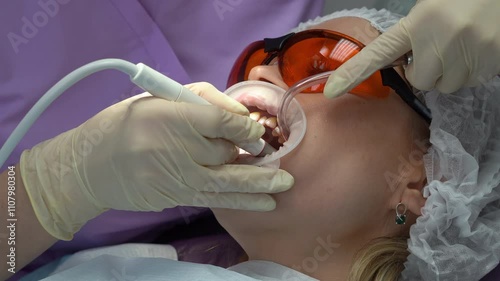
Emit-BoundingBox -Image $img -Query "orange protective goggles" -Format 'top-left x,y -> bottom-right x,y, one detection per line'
227,29 -> 432,123
227,29 -> 395,97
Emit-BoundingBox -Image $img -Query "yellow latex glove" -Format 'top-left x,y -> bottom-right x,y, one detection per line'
324,0 -> 500,97
20,86 -> 293,240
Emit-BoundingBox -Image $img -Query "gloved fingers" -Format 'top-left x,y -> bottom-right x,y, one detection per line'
189,138 -> 239,166
434,58 -> 469,93
404,47 -> 444,91
187,165 -> 294,194
185,104 -> 265,144
187,192 -> 277,211
184,82 -> 249,116
323,20 -> 412,99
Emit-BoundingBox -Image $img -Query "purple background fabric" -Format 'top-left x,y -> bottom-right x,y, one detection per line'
0,0 -> 323,279
3,1 -> 500,280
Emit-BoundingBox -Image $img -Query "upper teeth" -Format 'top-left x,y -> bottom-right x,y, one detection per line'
265,117 -> 277,128
249,112 -> 284,144
249,112 -> 261,121
250,112 -> 277,128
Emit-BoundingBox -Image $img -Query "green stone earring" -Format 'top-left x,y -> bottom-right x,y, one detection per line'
395,202 -> 407,225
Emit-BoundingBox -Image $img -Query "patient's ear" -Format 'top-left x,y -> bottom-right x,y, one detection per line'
402,180 -> 426,216
391,164 -> 427,216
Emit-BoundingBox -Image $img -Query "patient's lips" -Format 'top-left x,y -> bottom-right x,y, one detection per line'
238,92 -> 279,116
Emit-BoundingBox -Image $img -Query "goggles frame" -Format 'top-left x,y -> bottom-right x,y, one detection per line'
227,30 -> 432,123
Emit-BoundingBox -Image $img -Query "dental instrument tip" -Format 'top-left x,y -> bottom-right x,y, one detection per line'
258,142 -> 277,157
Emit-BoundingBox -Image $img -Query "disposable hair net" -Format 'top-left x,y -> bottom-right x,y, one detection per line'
289,7 -> 402,33
401,79 -> 500,280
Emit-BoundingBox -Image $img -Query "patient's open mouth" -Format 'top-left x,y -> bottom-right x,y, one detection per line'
224,81 -> 306,164
248,107 -> 285,150
235,93 -> 285,150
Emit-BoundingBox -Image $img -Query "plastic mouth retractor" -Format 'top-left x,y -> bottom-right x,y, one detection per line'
224,81 -> 307,168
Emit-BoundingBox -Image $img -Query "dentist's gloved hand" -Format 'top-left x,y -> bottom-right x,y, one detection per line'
184,82 -> 250,115
324,0 -> 500,97
20,90 -> 293,240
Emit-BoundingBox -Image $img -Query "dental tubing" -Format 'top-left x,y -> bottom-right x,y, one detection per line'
0,59 -> 275,168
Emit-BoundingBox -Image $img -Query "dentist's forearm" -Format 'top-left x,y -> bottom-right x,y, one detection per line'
0,165 -> 57,280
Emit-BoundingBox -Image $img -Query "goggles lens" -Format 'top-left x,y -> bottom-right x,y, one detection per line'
227,30 -> 391,97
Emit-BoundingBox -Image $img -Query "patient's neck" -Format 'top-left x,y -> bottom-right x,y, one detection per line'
236,231 -> 364,281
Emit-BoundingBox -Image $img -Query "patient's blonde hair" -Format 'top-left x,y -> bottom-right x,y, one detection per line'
347,236 -> 409,281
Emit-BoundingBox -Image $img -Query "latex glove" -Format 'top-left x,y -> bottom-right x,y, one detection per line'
20,89 -> 293,240
324,0 -> 500,97
184,82 -> 250,116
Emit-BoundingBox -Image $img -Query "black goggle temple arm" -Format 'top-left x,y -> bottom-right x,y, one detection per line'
380,68 -> 432,124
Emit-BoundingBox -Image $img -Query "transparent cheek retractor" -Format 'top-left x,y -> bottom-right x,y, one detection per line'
224,71 -> 332,168
224,81 -> 306,168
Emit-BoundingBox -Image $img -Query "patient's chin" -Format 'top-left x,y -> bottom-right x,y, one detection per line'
211,207 -> 282,238
211,197 -> 280,224
211,207 -> 260,234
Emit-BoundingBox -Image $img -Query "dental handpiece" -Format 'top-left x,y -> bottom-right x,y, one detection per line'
131,63 -> 276,157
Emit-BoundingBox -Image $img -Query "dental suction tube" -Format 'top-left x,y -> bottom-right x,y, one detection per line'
0,59 -> 275,168
278,71 -> 333,140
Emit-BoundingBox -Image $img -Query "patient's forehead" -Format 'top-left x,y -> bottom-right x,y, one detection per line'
308,17 -> 380,45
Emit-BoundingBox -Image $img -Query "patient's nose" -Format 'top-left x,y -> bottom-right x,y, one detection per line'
248,65 -> 289,90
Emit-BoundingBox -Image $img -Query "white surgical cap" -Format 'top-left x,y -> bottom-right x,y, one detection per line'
293,7 -> 500,280
290,7 -> 403,33
402,80 -> 500,280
